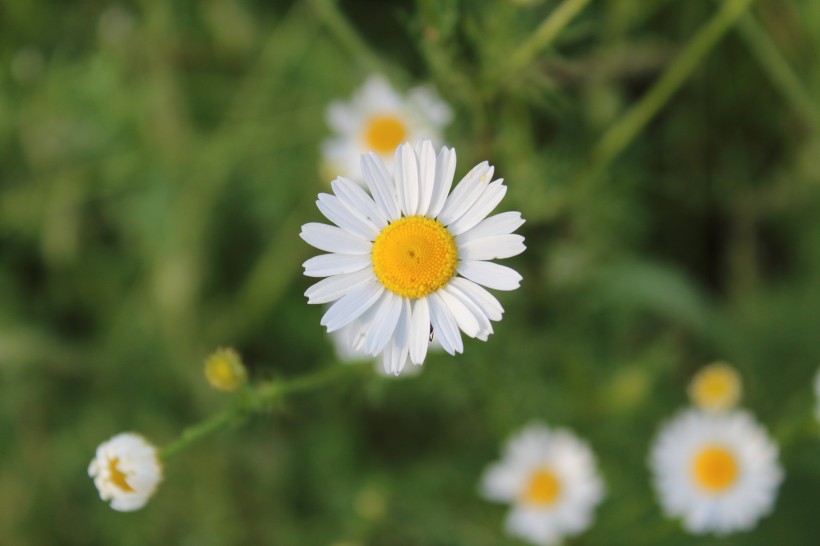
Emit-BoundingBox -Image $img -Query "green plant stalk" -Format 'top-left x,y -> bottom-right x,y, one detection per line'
501,0 -> 593,83
736,13 -> 820,134
159,364 -> 357,460
587,0 -> 757,178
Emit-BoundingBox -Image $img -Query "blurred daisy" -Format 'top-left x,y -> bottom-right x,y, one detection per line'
89,432 -> 162,512
480,423 -> 605,546
301,140 -> 525,374
322,75 -> 451,180
687,361 -> 741,413
650,409 -> 783,535
204,347 -> 247,392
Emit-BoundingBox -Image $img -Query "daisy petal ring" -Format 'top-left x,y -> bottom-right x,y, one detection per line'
302,140 -> 525,374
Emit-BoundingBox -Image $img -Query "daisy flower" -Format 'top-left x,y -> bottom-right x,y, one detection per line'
301,140 -> 525,374
650,409 -> 783,535
479,423 -> 605,546
322,75 -> 452,180
687,361 -> 741,413
88,432 -> 163,512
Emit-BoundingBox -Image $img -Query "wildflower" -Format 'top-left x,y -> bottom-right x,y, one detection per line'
301,140 -> 525,374
88,432 -> 163,512
322,75 -> 451,180
479,423 -> 605,546
650,409 -> 783,535
204,347 -> 247,392
688,361 -> 741,412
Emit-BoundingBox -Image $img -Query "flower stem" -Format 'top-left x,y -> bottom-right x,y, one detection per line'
159,364 -> 360,460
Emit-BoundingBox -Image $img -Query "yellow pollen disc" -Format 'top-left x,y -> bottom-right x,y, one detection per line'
521,468 -> 562,507
692,445 -> 739,493
364,115 -> 407,154
689,363 -> 741,412
108,457 -> 135,493
371,216 -> 458,299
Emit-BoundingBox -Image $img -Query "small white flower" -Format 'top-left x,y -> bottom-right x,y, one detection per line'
650,409 -> 783,535
479,423 -> 605,546
301,140 -> 525,374
322,75 -> 451,180
88,432 -> 162,512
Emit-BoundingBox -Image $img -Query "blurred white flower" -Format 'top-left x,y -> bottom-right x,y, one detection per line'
322,75 -> 451,180
301,141 -> 525,375
479,423 -> 605,546
88,432 -> 162,512
650,409 -> 783,535
687,361 -> 741,413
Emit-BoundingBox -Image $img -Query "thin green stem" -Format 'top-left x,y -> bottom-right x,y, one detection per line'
500,0 -> 593,84
159,364 -> 360,460
585,0 -> 756,180
736,13 -> 820,134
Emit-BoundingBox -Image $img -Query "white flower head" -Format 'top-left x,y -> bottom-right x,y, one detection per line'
322,75 -> 452,180
479,423 -> 605,546
88,432 -> 162,512
650,409 -> 783,535
301,140 -> 526,375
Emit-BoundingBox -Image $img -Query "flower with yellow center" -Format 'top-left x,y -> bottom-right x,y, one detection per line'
204,347 -> 247,392
480,423 -> 605,546
650,409 -> 783,535
322,75 -> 452,180
688,361 -> 741,412
88,432 -> 162,512
302,140 -> 525,374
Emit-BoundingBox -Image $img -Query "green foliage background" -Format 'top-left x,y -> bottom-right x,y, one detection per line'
2,0 -> 820,544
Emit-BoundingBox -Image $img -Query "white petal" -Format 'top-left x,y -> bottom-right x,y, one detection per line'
326,101 -> 358,133
447,181 -> 507,235
449,277 -> 504,321
437,161 -> 493,226
320,280 -> 384,332
457,211 -> 525,243
317,194 -> 378,240
300,223 -> 371,255
408,297 -> 431,365
303,253 -> 371,277
415,140 -> 436,216
364,292 -> 403,355
395,143 -> 419,216
458,234 -> 526,261
361,153 -> 400,220
304,268 -> 374,304
457,261 -> 522,291
428,292 -> 463,355
426,146 -> 456,218
436,288 -> 480,338
441,284 -> 493,340
331,177 -> 388,229
383,299 -> 411,374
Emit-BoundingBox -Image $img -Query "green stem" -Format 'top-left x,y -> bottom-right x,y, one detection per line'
159,364 -> 359,460
736,13 -> 820,134
586,0 -> 756,179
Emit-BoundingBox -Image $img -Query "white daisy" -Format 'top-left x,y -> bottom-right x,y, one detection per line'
687,361 -> 741,413
88,432 -> 163,512
301,140 -> 525,374
322,75 -> 452,180
479,423 -> 605,546
650,409 -> 783,535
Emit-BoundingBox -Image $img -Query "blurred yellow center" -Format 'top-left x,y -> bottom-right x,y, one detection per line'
689,364 -> 740,411
692,446 -> 738,492
522,469 -> 561,507
371,216 -> 458,299
108,457 -> 135,492
364,115 -> 407,153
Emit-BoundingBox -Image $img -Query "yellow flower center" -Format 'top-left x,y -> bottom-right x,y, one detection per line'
689,363 -> 740,411
521,468 -> 562,507
204,348 -> 247,392
364,115 -> 407,154
108,457 -> 135,493
371,216 -> 458,299
692,445 -> 739,493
